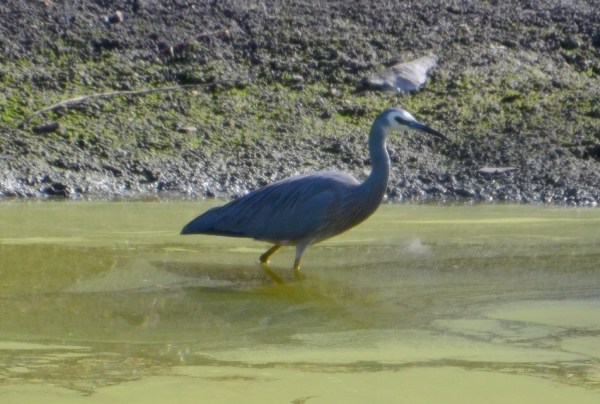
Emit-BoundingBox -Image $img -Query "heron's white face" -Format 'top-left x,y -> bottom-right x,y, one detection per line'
385,109 -> 418,130
381,108 -> 447,140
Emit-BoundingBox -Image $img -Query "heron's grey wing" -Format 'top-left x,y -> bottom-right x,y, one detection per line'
181,172 -> 360,242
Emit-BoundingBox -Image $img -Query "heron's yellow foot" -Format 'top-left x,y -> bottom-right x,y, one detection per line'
260,245 -> 281,263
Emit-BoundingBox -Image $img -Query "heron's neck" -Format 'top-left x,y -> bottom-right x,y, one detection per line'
360,124 -> 390,202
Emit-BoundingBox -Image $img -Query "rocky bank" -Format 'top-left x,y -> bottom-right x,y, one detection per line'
0,0 -> 599,204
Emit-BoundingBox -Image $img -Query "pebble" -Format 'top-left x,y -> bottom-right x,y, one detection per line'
106,10 -> 123,24
42,182 -> 71,197
32,122 -> 60,133
477,167 -> 518,175
177,126 -> 198,133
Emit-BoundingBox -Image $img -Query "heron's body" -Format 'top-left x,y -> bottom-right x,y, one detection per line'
181,108 -> 445,282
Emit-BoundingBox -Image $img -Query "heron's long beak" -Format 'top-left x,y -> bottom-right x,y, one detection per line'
408,120 -> 447,140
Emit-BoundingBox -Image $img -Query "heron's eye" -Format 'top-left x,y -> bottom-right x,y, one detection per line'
394,116 -> 407,125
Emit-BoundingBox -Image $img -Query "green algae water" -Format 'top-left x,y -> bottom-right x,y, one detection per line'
1,200 -> 599,403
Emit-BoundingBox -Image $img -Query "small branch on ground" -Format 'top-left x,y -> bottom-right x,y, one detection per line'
17,82 -> 231,129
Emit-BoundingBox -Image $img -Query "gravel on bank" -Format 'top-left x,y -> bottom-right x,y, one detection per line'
0,0 -> 599,205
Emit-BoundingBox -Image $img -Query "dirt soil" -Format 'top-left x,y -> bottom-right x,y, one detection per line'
1,0 -> 599,204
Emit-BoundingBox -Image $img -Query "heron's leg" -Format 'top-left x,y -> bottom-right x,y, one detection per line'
293,243 -> 309,280
260,244 -> 281,263
293,257 -> 302,280
260,245 -> 284,284
261,263 -> 284,284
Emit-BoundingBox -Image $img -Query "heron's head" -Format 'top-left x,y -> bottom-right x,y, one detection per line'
380,108 -> 447,140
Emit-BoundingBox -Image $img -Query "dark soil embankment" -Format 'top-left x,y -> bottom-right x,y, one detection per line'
1,0 -> 599,204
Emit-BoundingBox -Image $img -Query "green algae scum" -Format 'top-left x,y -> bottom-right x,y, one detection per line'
1,200 -> 600,403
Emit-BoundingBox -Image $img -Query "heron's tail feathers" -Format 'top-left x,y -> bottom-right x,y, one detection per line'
180,207 -> 247,237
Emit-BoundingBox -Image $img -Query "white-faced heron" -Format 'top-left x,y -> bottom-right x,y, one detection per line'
181,108 -> 446,282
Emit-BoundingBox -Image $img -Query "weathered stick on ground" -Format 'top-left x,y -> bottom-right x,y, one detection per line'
18,83 -> 228,129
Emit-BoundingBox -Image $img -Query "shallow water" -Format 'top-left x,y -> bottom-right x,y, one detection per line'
1,200 -> 599,403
